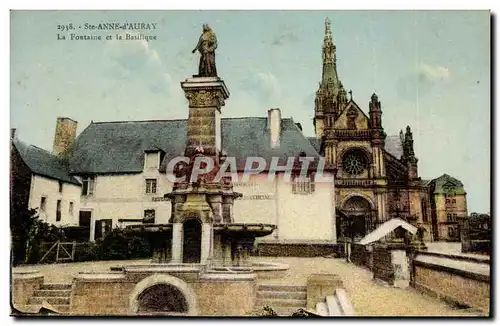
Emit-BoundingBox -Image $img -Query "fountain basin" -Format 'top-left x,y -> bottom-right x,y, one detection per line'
213,223 -> 276,238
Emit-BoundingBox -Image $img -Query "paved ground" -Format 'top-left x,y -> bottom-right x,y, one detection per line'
12,259 -> 151,283
13,257 -> 484,316
251,257 -> 484,316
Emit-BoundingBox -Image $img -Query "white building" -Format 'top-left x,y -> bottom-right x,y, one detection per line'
12,109 -> 337,248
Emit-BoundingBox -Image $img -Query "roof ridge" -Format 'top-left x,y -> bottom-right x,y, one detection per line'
89,116 -> 296,125
30,144 -> 53,153
91,119 -> 187,125
14,139 -> 54,156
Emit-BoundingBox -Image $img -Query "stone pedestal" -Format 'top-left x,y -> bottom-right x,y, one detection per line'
372,241 -> 411,288
181,77 -> 229,160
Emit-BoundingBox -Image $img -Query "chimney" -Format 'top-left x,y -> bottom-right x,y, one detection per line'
10,128 -> 16,140
267,108 -> 281,148
53,117 -> 78,157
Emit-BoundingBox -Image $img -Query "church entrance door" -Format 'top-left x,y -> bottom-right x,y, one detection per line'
339,196 -> 373,241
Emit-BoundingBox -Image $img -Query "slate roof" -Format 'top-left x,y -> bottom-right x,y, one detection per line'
307,137 -> 322,153
12,138 -> 81,185
428,173 -> 466,195
69,117 -> 322,174
384,135 -> 403,159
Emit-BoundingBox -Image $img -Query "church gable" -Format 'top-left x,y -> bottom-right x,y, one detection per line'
333,101 -> 369,130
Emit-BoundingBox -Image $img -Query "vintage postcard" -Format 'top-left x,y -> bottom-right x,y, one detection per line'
10,10 -> 491,317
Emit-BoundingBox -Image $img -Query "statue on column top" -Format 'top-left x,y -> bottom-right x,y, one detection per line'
192,24 -> 218,77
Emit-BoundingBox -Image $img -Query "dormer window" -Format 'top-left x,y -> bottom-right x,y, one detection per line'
144,151 -> 161,170
82,176 -> 95,196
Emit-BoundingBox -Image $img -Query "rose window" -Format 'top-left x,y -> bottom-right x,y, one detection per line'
342,150 -> 367,175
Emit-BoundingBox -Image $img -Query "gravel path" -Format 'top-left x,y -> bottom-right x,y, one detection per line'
251,257 -> 484,316
13,256 -> 485,316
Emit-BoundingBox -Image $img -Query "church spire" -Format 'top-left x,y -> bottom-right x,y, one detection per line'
314,18 -> 344,138
321,18 -> 339,88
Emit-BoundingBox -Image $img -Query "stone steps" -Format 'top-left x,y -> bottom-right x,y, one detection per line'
25,283 -> 73,315
313,289 -> 356,316
255,298 -> 307,307
28,296 -> 71,305
258,284 -> 306,292
255,284 -> 307,316
34,289 -> 72,297
257,290 -> 306,300
40,283 -> 72,290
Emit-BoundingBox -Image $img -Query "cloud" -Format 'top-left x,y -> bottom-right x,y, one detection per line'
240,72 -> 282,105
172,50 -> 195,74
105,33 -> 161,71
271,30 -> 299,46
418,64 -> 451,81
104,33 -> 173,94
396,63 -> 451,101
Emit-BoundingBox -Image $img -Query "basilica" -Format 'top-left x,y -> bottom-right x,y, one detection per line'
311,19 -> 468,242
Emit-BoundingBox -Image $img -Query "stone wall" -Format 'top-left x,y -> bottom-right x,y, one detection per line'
12,272 -> 44,306
194,275 -> 256,316
372,244 -> 394,285
350,243 -> 372,269
69,269 -> 257,316
256,242 -> 344,257
412,254 -> 490,314
70,275 -> 135,315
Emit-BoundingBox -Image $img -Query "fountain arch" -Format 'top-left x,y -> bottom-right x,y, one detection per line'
183,218 -> 202,263
129,274 -> 198,316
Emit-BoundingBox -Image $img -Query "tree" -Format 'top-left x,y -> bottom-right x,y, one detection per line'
11,197 -> 66,265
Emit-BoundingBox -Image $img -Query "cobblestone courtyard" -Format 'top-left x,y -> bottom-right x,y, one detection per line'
13,256 -> 484,316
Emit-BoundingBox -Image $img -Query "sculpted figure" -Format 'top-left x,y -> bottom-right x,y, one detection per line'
192,24 -> 218,77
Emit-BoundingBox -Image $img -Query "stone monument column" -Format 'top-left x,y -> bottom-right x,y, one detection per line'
181,77 -> 229,161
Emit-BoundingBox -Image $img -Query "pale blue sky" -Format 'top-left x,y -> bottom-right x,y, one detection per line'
10,10 -> 490,213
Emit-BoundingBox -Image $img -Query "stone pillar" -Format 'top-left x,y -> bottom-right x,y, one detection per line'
181,77 -> 230,161
200,223 -> 213,265
372,242 -> 411,288
223,239 -> 232,266
171,223 -> 183,263
391,247 -> 410,288
208,195 -> 223,223
212,234 -> 224,267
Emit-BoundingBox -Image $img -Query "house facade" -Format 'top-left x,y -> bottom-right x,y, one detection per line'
10,127 -> 81,228
25,111 -> 336,244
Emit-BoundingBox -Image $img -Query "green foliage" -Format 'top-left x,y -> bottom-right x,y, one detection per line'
97,228 -> 130,260
250,306 -> 278,316
128,236 -> 151,259
73,242 -> 99,262
251,306 -> 319,317
10,199 -> 67,265
73,229 -> 152,262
